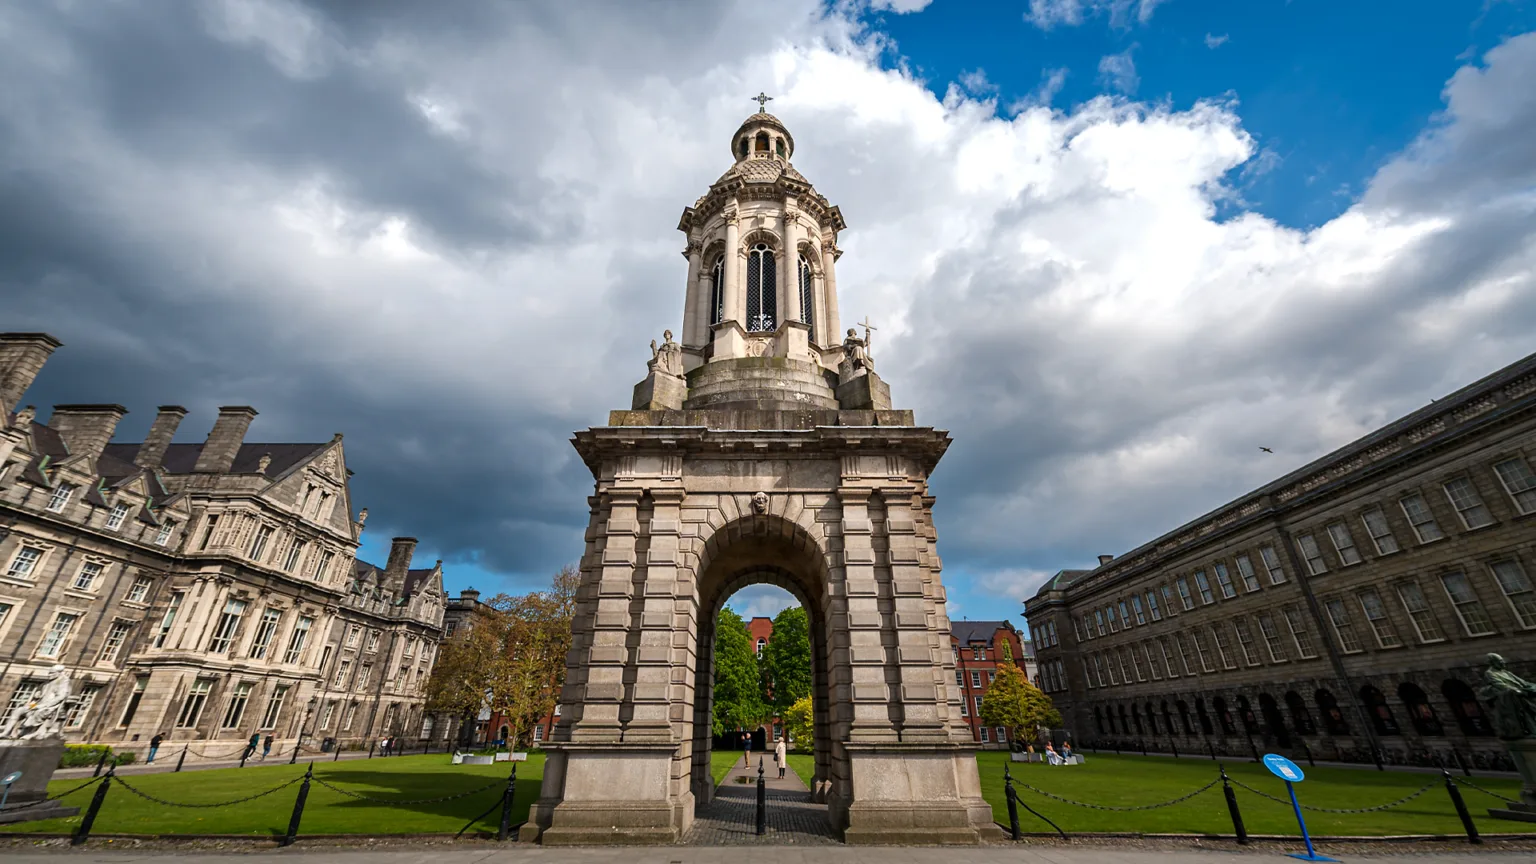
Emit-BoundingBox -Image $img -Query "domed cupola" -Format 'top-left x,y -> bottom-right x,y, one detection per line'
733,94 -> 794,164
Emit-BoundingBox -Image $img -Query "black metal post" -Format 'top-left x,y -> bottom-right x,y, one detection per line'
281,764 -> 313,848
1004,765 -> 1021,841
1219,765 -> 1247,845
92,748 -> 110,778
333,743 -> 341,762
1140,738 -> 1148,756
1171,738 -> 1179,759
1207,741 -> 1216,760
496,764 -> 518,841
1248,737 -> 1261,763
1301,739 -> 1315,768
71,769 -> 113,846
1441,768 -> 1480,844
367,740 -> 375,759
755,757 -> 766,836
1453,747 -> 1471,777
175,745 -> 188,772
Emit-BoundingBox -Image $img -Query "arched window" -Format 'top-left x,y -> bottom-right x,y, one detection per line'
756,638 -> 766,658
776,137 -> 786,158
1213,697 -> 1236,735
1284,691 -> 1316,736
1176,700 -> 1193,736
739,138 -> 749,158
1315,689 -> 1350,736
1236,695 -> 1258,735
1359,684 -> 1400,736
421,715 -> 435,738
1093,706 -> 1104,734
797,254 -> 815,333
746,243 -> 776,331
1195,699 -> 1213,736
1442,679 -> 1493,736
1398,682 -> 1443,736
1258,693 -> 1291,747
1131,704 -> 1144,735
1144,702 -> 1158,735
1117,704 -> 1129,735
709,255 -> 724,326
755,132 -> 769,153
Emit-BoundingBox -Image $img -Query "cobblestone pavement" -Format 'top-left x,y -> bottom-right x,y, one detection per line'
679,759 -> 838,845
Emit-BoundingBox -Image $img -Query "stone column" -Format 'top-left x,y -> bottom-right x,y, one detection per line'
693,244 -> 716,341
624,489 -> 681,743
722,209 -> 742,325
783,211 -> 802,323
679,239 -> 703,346
882,486 -> 949,742
822,241 -> 841,344
570,489 -> 640,742
837,487 -> 896,743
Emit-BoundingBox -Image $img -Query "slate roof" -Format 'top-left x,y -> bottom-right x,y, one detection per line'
949,620 -> 1015,646
103,442 -> 328,477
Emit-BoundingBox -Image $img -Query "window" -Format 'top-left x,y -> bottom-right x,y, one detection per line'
37,612 -> 79,658
1443,477 -> 1494,529
260,685 -> 290,729
1175,578 -> 1194,610
1107,653 -> 1120,685
46,482 -> 75,512
197,514 -> 220,551
319,645 -> 332,672
97,621 -> 133,663
1160,583 -> 1177,614
1212,562 -> 1236,599
319,700 -> 336,730
176,678 -> 213,728
1296,534 -> 1327,575
533,724 -> 545,742
996,726 -> 1008,743
154,520 -> 175,546
1175,634 -> 1195,676
1083,659 -> 1096,688
1094,610 -> 1105,636
1092,654 -> 1107,687
1131,594 -> 1146,625
1130,647 -> 1145,681
249,525 -> 275,560
346,625 -> 361,648
1399,493 -> 1444,542
1360,507 -> 1399,555
64,685 -> 100,729
72,561 -> 104,592
708,255 -> 724,325
1439,571 -> 1495,636
366,630 -> 380,652
974,695 -> 984,714
959,697 -> 968,717
970,670 -> 981,688
1145,643 -> 1162,679
1106,605 -> 1120,632
3,682 -> 43,729
1159,639 -> 1178,678
798,254 -> 816,332
1259,545 -> 1286,584
988,670 -> 996,683
745,243 -> 777,332
119,676 -> 147,727
342,703 -> 358,730
1324,598 -> 1363,653
1357,589 -> 1401,648
105,503 -> 129,531
1192,631 -> 1215,672
207,598 -> 249,654
281,538 -> 306,572
403,636 -> 416,659
954,669 -> 962,687
283,616 -> 314,664
334,659 -> 352,688
1146,590 -> 1162,620
1396,581 -> 1446,642
1325,522 -> 1362,565
1493,457 -> 1536,514
357,663 -> 373,690
979,726 -> 990,743
222,682 -> 253,728
1282,607 -> 1318,658
6,546 -> 43,579
1046,620 -> 1058,646
1235,554 -> 1261,592
153,591 -> 184,648
1490,560 -> 1536,629
1212,625 -> 1237,669
971,645 -> 984,660
126,575 -> 153,603
0,601 -> 10,633
1118,600 -> 1132,627
1234,619 -> 1261,665
1193,570 -> 1214,604
312,551 -> 334,582
249,608 -> 282,659
1257,613 -> 1287,661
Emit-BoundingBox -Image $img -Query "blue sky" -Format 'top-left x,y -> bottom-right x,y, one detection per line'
5,0 -> 1535,639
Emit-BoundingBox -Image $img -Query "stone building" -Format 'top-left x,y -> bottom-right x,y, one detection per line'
949,620 -> 1033,748
0,333 -> 445,760
1025,351 -> 1536,769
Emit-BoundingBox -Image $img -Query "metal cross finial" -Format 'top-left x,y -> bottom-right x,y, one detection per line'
858,315 -> 878,349
752,92 -> 773,113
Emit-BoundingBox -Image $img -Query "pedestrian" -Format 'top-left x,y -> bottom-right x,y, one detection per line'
146,733 -> 163,764
262,734 -> 274,760
1045,743 -> 1061,766
381,735 -> 392,756
245,732 -> 260,762
741,730 -> 751,767
1061,741 -> 1074,763
774,736 -> 787,779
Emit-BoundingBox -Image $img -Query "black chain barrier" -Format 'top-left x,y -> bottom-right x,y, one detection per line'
111,773 -> 304,808
1014,777 -> 1220,811
1,775 -> 108,811
1451,775 -> 1521,805
311,774 -> 505,805
1228,776 -> 1437,813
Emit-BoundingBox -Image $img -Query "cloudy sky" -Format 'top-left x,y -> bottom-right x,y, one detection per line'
4,0 -> 1535,629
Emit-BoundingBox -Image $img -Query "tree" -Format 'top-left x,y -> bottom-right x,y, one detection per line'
424,617 -> 502,745
759,605 -> 812,713
783,695 -> 814,746
712,608 -> 767,736
978,641 -> 1061,745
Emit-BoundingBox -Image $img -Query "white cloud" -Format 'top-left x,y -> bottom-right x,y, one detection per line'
866,0 -> 936,12
1097,47 -> 1140,94
1026,0 -> 1167,30
1204,32 -> 1229,48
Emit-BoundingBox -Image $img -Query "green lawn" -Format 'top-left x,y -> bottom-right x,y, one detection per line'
12,753 -> 540,837
978,751 -> 1532,837
784,752 -> 816,789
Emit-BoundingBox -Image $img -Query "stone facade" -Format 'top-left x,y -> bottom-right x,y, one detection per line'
521,110 -> 998,846
0,334 -> 445,762
1025,351 -> 1536,770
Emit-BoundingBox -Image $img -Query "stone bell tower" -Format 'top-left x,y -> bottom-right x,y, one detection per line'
523,102 -> 997,846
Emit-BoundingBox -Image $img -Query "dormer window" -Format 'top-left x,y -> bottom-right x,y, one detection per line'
47,483 -> 75,513
154,520 -> 175,546
105,503 -> 129,531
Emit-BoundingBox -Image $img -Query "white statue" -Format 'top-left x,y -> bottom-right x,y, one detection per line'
0,664 -> 72,741
649,330 -> 684,378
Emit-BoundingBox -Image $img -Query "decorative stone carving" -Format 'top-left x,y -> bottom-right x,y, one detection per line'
750,491 -> 769,514
746,338 -> 772,358
649,330 -> 684,378
13,405 -> 35,427
843,329 -> 870,374
0,665 -> 71,741
256,453 -> 272,474
356,507 -> 368,527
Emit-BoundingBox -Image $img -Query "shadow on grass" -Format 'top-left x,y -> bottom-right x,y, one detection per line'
274,768 -> 541,836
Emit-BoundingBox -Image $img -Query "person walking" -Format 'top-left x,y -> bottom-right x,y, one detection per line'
262,734 -> 274,760
245,733 -> 260,762
146,733 -> 163,764
774,736 -> 787,779
740,730 -> 751,767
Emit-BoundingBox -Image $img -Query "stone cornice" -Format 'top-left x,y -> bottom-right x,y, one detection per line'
571,425 -> 951,478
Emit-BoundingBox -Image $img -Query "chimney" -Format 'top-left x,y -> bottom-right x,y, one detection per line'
193,406 -> 257,474
0,333 -> 63,418
460,587 -> 481,603
48,404 -> 129,468
134,405 -> 188,470
384,536 -> 418,586
1097,554 -> 1115,566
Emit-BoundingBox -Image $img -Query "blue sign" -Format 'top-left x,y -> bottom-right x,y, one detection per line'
1264,753 -> 1305,783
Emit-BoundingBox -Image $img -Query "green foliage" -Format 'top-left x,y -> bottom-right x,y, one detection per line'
760,605 -> 812,712
58,744 -> 134,768
712,608 -> 767,736
978,640 -> 1060,740
783,695 -> 814,744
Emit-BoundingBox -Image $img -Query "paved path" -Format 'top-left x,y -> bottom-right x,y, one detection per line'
680,757 -> 837,845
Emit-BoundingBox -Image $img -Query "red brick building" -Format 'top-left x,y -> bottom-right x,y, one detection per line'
748,616 -> 774,660
950,619 -> 1037,748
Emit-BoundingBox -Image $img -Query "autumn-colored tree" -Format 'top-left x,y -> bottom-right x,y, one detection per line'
783,695 -> 814,746
978,641 -> 1061,744
424,609 -> 501,746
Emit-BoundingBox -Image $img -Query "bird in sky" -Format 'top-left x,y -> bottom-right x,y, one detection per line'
1259,447 -> 1274,454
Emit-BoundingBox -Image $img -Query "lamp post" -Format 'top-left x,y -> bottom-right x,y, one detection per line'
290,696 -> 319,765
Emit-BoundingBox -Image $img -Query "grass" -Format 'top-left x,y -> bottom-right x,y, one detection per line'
784,752 -> 816,788
976,751 -> 1533,837
11,753 -> 540,837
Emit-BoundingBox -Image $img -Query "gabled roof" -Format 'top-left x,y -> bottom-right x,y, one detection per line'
950,620 -> 1015,645
103,442 -> 328,476
403,566 -> 439,597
